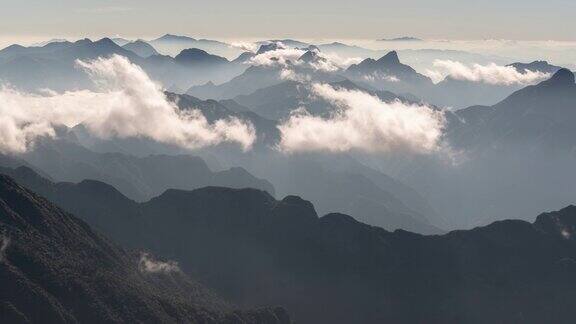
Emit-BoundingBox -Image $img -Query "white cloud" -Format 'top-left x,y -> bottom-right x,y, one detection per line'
249,47 -> 306,67
279,69 -> 311,82
138,253 -> 180,273
315,53 -> 363,71
230,41 -> 258,53
362,72 -> 400,82
425,60 -> 551,85
0,55 -> 256,154
248,44 -> 361,72
278,84 -> 446,154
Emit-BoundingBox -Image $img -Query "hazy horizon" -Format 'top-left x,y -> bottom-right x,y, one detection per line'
1,0 -> 575,42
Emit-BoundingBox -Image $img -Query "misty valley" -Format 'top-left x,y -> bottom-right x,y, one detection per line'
1,16 -> 576,324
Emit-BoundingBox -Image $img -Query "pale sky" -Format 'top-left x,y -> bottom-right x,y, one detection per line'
1,0 -> 575,42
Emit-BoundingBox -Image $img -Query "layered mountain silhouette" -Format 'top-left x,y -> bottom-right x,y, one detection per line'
149,34 -> 241,58
4,167 -> 576,323
175,48 -> 230,66
187,44 -> 345,99
0,174 -> 289,323
0,38 -> 247,91
344,51 -> 566,108
0,38 -> 139,91
391,69 -> 576,229
432,60 -> 564,108
379,36 -> 423,42
508,60 -> 562,74
345,50 -> 434,95
121,39 -> 159,58
18,138 -> 274,201
453,68 -> 576,149
166,92 -> 281,146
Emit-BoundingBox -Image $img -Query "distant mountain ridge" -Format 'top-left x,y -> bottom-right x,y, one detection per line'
379,36 -> 423,42
0,37 -> 247,91
19,138 -> 275,201
122,39 -> 159,57
345,50 -> 434,96
453,68 -> 576,149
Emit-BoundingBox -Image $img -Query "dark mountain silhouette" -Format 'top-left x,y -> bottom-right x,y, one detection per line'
256,43 -> 283,54
165,90 -> 443,234
4,166 -> 576,323
149,34 -> 240,58
0,38 -> 247,92
122,39 -> 159,57
430,60 -> 565,109
453,68 -> 576,149
258,156 -> 442,234
186,65 -> 288,99
154,34 -> 197,43
391,69 -> 576,230
19,138 -> 275,201
232,51 -> 256,64
507,60 -> 562,74
256,40 -> 311,50
175,48 -> 229,66
187,44 -> 349,100
345,50 -> 434,95
187,59 -> 345,100
0,38 -> 139,91
166,92 -> 281,146
379,36 -> 423,42
297,50 -> 323,64
0,174 -> 289,323
111,37 -> 131,46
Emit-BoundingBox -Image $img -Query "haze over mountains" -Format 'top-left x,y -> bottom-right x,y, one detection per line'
1,32 -> 576,323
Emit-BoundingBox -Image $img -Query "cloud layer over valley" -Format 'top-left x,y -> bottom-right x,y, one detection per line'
278,83 -> 446,154
0,55 -> 256,154
425,60 -> 551,85
248,43 -> 362,72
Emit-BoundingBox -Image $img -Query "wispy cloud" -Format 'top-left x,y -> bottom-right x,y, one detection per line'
278,83 -> 446,154
138,253 -> 180,273
425,60 -> 551,85
0,235 -> 9,263
230,41 -> 258,52
0,55 -> 256,154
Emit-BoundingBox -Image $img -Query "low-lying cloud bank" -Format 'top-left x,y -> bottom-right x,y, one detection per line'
0,55 -> 256,154
248,43 -> 361,72
278,84 -> 446,154
426,60 -> 551,85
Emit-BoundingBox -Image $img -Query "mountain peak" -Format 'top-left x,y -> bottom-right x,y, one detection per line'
298,50 -> 322,63
547,68 -> 575,85
157,34 -> 196,42
174,48 -> 228,65
257,42 -> 284,54
377,51 -> 400,65
95,37 -> 116,46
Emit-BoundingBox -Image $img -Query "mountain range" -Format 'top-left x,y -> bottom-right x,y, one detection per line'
122,39 -> 159,58
0,174 -> 289,323
2,167 -> 576,323
387,69 -> 576,229
0,37 -> 246,91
